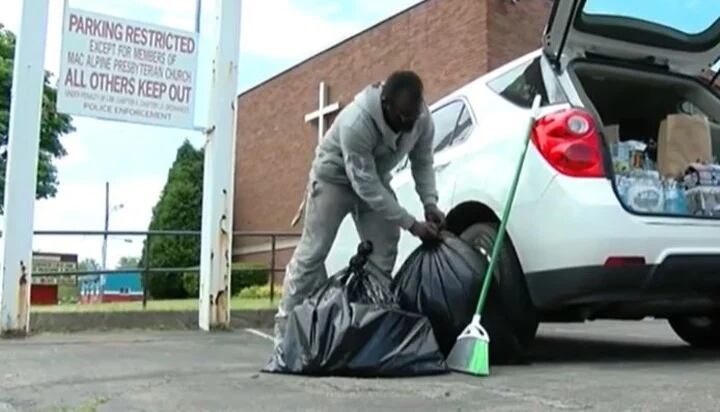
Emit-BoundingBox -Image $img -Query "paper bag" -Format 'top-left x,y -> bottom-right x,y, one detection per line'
657,114 -> 712,178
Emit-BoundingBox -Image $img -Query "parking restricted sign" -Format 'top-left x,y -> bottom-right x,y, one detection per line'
57,8 -> 199,129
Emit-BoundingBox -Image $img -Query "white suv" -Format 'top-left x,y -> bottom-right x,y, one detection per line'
326,0 -> 720,359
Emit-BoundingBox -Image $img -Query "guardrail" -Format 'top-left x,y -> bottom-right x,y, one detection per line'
31,230 -> 301,308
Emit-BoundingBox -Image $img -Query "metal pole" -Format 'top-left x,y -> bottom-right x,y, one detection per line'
198,0 -> 242,331
270,236 -> 276,303
143,235 -> 151,309
194,0 -> 202,33
0,0 -> 50,336
102,181 -> 109,270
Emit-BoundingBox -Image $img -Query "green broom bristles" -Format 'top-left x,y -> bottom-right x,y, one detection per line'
447,314 -> 491,376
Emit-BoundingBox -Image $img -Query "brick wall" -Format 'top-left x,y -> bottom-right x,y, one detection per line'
486,0 -> 552,71
233,0 -> 548,271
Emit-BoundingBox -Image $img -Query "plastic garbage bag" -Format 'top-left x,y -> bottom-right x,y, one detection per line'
391,232 -> 487,356
262,241 -> 448,377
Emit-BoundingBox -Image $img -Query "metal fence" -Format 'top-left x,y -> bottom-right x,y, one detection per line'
31,230 -> 301,308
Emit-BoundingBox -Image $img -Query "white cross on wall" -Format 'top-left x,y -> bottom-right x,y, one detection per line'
304,81 -> 340,144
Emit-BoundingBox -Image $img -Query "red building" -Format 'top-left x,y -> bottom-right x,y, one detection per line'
31,252 -> 79,305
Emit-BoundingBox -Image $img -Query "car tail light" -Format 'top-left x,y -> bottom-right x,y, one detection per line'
604,256 -> 646,267
531,108 -> 605,178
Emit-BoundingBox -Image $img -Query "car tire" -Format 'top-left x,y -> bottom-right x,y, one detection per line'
668,315 -> 720,348
459,222 -> 538,364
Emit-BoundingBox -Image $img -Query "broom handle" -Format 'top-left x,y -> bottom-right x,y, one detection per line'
474,95 -> 542,317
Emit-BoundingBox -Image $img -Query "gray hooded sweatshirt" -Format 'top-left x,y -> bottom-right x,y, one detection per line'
310,83 -> 438,230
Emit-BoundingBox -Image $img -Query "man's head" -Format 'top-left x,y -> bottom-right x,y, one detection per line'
381,70 -> 425,133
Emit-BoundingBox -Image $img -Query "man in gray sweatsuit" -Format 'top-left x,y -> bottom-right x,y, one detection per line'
274,71 -> 444,344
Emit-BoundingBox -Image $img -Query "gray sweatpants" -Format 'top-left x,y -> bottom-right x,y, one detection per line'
273,177 -> 401,344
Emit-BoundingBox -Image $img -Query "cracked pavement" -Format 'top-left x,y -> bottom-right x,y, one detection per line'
1,320 -> 719,411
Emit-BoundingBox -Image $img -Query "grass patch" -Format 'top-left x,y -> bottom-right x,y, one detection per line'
32,297 -> 278,313
53,395 -> 109,412
58,283 -> 79,304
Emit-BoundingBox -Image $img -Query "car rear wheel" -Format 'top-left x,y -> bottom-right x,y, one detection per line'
668,315 -> 720,348
459,222 -> 538,364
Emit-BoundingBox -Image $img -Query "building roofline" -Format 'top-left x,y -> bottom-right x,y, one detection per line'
237,0 -> 429,98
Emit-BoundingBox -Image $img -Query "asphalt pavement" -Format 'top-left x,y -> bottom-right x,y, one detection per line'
1,320 -> 719,411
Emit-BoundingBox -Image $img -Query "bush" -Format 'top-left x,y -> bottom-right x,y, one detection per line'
232,262 -> 270,292
148,272 -> 188,300
181,262 -> 270,297
237,284 -> 283,300
182,271 -> 200,297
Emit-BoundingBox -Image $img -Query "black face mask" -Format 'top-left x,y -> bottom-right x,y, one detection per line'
383,101 -> 419,133
397,118 -> 416,132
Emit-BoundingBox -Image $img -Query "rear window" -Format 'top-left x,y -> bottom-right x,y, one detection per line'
487,57 -> 566,109
577,0 -> 720,51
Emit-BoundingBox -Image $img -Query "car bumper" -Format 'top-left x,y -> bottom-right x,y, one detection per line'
510,176 -> 720,308
526,255 -> 720,310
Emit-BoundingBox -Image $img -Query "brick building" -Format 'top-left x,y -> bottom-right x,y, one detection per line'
233,0 -> 551,274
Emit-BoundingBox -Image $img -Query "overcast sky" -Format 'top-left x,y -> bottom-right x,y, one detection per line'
1,0 -> 422,268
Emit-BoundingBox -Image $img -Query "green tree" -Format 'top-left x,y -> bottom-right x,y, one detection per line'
141,140 -> 204,299
117,256 -> 140,269
139,139 -> 270,299
0,25 -> 74,209
78,258 -> 100,272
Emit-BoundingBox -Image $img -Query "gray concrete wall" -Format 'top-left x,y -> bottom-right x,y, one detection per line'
28,310 -> 275,333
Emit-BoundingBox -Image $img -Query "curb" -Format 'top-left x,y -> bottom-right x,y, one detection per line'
29,309 -> 276,333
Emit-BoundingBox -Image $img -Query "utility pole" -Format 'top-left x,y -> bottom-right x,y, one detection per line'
102,181 -> 109,270
0,0 -> 50,336
198,0 -> 242,331
101,182 -> 123,272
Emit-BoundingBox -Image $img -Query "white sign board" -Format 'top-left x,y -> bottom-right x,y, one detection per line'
57,8 -> 199,129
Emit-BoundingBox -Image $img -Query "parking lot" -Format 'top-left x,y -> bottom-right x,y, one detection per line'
1,319 -> 719,411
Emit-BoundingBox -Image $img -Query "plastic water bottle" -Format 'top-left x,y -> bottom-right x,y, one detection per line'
664,180 -> 688,215
626,173 -> 663,212
664,180 -> 677,214
616,175 -> 630,206
675,186 -> 689,215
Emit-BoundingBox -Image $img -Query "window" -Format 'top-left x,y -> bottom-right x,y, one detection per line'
452,106 -> 473,144
487,57 -> 565,108
392,99 -> 475,173
430,101 -> 464,153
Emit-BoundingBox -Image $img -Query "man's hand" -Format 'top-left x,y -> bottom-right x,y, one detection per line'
424,204 -> 446,228
409,221 -> 440,241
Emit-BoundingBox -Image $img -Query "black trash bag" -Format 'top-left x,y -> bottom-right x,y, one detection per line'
262,241 -> 448,377
390,232 -> 488,356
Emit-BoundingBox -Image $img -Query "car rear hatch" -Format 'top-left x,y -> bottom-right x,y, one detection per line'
544,0 -> 720,77
541,0 -> 720,221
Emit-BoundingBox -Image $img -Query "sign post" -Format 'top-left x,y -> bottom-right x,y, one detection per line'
0,0 -> 240,334
0,0 -> 50,336
198,0 -> 242,331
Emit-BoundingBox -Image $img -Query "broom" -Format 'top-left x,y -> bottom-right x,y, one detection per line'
446,94 -> 542,376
